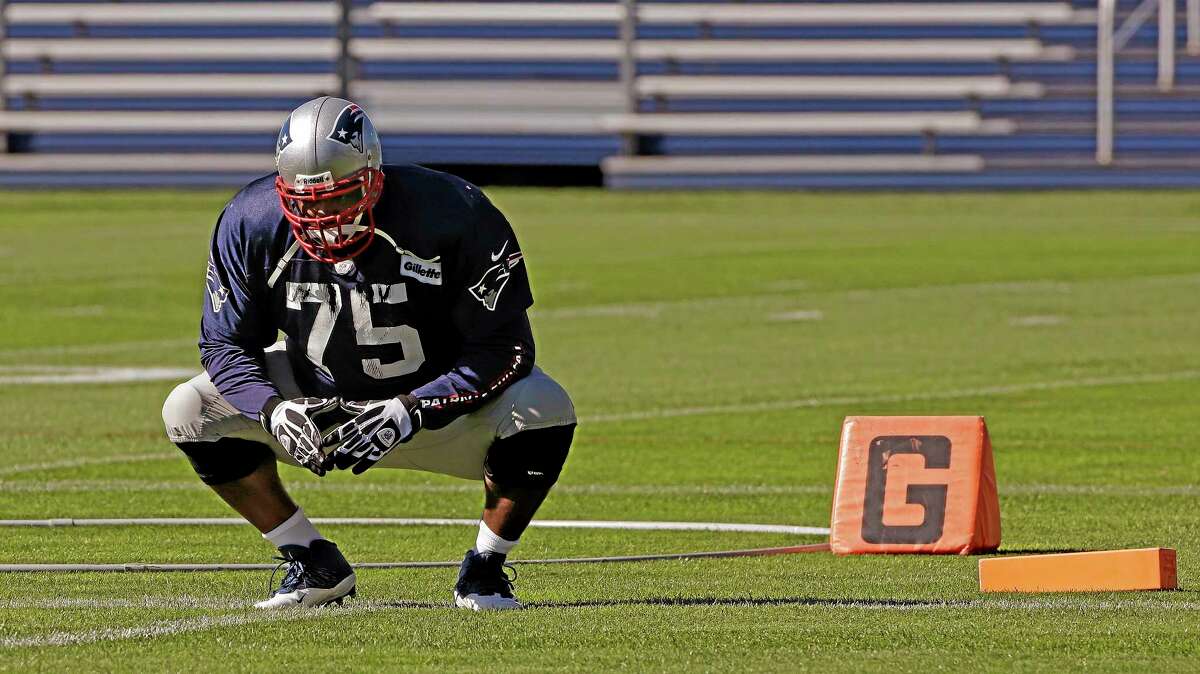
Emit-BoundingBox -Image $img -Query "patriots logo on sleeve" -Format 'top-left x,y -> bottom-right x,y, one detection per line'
206,259 -> 229,313
469,247 -> 523,311
327,104 -> 365,154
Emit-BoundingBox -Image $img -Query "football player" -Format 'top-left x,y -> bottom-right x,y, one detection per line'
162,97 -> 577,610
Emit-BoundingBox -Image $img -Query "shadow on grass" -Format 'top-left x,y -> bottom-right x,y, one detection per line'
364,590 -> 1197,610
526,596 -> 967,610
360,597 -> 963,610
987,548 -> 1089,555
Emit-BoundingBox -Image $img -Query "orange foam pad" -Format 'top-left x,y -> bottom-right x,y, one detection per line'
830,416 -> 1000,555
979,548 -> 1178,592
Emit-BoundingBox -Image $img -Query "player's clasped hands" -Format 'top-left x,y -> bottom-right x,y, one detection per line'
322,397 -> 422,475
261,396 -> 421,477
260,397 -> 340,477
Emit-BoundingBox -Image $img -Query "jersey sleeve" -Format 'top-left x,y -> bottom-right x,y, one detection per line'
405,192 -> 536,429
409,313 -> 535,430
450,194 -> 534,339
198,207 -> 281,420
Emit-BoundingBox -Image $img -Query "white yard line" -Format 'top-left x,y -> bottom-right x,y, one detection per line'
0,604 -> 387,649
1003,484 -> 1200,496
0,338 -> 193,359
822,598 -> 1200,611
45,306 -> 107,318
0,479 -> 828,496
0,453 -> 177,478
582,370 -> 1200,423
0,517 -> 829,536
537,304 -> 665,319
1008,314 -> 1068,327
0,597 -> 247,611
767,310 -> 824,322
0,366 -> 194,385
1,271 -> 1195,365
0,597 -> 433,611
0,544 -> 833,574
3,596 -> 1196,650
533,272 -> 1200,321
3,479 -> 1196,498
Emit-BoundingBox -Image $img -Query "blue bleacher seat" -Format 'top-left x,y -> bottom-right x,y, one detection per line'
2,0 -> 1200,189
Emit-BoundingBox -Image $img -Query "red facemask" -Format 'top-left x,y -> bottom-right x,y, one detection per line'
274,166 -> 384,263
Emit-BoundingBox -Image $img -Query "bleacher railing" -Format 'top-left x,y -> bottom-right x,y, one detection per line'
619,0 -> 639,156
0,0 -> 7,154
1097,0 -> 1200,164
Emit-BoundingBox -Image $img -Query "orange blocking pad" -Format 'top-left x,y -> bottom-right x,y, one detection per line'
830,416 -> 1000,555
979,548 -> 1178,592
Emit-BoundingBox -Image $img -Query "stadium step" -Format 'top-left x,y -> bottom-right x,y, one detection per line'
636,75 -> 1043,99
602,112 -> 1015,135
601,154 -> 986,176
0,37 -> 1076,64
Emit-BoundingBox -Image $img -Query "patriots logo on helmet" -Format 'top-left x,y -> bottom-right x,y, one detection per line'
276,116 -> 293,154
327,104 -> 365,154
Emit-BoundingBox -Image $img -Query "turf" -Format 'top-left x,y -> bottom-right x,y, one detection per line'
0,188 -> 1198,672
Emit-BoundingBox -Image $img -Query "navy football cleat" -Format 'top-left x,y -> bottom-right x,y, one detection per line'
453,550 -> 523,611
255,539 -> 357,609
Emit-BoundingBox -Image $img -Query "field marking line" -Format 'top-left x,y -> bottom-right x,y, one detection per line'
0,338 -> 194,359
5,479 -> 1197,498
0,597 -> 247,611
1,593 -> 1195,650
6,478 -> 1199,499
1,271 -> 1195,362
0,544 -> 833,574
0,517 -> 829,537
1003,484 -> 1200,496
583,369 -> 1200,423
3,594 -> 1196,651
0,366 -> 195,385
0,453 -> 177,478
532,272 -> 1200,321
0,603 -> 389,649
46,305 -> 107,318
1009,314 -> 1068,327
0,597 -> 435,611
0,479 -> 831,496
767,310 -> 823,322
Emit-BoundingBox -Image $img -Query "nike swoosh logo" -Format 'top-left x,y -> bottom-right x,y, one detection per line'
490,241 -> 509,262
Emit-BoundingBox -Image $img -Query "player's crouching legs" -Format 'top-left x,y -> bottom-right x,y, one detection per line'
486,368 -> 578,489
484,425 -> 575,490
455,372 -> 576,611
162,376 -> 356,609
161,376 -> 274,485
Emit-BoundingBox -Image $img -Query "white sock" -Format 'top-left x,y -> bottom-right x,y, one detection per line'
263,507 -> 323,549
474,520 -> 518,556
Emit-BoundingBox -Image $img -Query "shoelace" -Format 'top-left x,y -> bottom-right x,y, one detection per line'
265,556 -> 306,598
471,561 -> 518,597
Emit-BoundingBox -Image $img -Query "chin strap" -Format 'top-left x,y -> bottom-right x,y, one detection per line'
267,240 -> 301,290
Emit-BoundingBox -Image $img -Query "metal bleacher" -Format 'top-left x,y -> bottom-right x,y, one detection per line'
1,1 -> 1199,189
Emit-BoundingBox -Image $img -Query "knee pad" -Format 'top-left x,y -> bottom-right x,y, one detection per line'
484,423 -> 575,489
500,371 -> 576,439
176,438 -> 275,486
162,382 -> 205,443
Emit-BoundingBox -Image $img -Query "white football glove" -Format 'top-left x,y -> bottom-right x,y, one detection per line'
322,396 -> 421,474
260,397 -> 339,477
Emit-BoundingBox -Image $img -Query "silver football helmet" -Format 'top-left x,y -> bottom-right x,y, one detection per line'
274,96 -> 383,263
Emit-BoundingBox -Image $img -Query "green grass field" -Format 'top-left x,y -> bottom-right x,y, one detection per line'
0,188 -> 1198,672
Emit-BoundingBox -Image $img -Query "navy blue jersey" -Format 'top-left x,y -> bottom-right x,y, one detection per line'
200,164 -> 534,429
